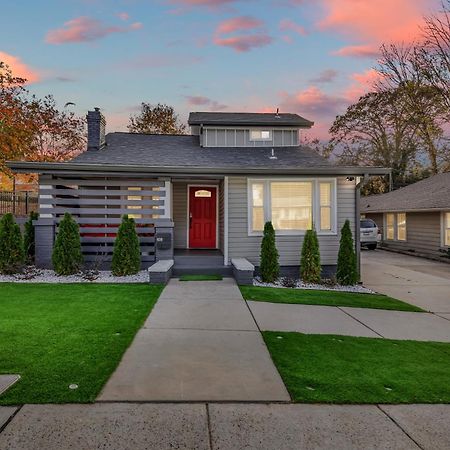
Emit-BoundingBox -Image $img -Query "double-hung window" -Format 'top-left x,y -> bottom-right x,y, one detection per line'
444,212 -> 450,246
385,213 -> 406,241
248,179 -> 336,235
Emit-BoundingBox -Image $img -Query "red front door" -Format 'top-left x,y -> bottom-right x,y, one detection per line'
189,186 -> 217,248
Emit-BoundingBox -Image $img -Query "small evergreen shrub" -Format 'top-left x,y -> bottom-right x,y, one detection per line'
336,219 -> 358,285
259,221 -> 279,283
0,213 -> 25,274
52,212 -> 83,275
300,226 -> 321,283
24,211 -> 39,262
111,215 -> 141,276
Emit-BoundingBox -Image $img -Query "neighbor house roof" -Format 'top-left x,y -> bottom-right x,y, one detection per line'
188,112 -> 314,128
361,172 -> 450,213
7,132 -> 389,176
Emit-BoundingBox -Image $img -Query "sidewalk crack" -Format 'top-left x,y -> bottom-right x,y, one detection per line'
0,405 -> 23,436
377,405 -> 424,450
337,307 -> 385,338
206,403 -> 214,450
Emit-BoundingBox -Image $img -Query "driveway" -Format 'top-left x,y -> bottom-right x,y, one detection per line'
361,249 -> 450,315
98,278 -> 289,402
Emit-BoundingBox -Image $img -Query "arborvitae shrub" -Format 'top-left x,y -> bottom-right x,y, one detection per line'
336,219 -> 358,285
0,213 -> 24,274
300,226 -> 321,283
259,221 -> 279,283
111,215 -> 141,276
52,212 -> 83,275
24,211 -> 39,262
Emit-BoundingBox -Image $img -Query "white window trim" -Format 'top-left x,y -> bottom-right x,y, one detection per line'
441,211 -> 450,247
247,178 -> 337,237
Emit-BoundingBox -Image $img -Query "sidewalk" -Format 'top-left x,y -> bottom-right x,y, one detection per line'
1,402 -> 449,450
98,278 -> 289,401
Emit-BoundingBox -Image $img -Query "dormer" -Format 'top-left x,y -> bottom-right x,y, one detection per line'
188,111 -> 314,148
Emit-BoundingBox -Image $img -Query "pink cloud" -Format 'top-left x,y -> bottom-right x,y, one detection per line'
214,15 -> 272,52
116,12 -> 130,21
279,19 -> 306,36
0,51 -> 40,84
214,34 -> 272,52
186,95 -> 227,111
332,44 -> 380,58
318,0 -> 429,43
45,16 -> 142,44
217,16 -> 263,34
345,69 -> 382,101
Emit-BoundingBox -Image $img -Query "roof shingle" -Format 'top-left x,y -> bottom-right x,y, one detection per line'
361,172 -> 450,212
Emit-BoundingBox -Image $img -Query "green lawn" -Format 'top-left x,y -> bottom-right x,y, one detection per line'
240,285 -> 423,312
0,283 -> 163,405
179,274 -> 223,281
263,331 -> 450,404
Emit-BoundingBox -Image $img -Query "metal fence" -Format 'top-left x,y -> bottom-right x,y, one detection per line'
0,191 -> 38,217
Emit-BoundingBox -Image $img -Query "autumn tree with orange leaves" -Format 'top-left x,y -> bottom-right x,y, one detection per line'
0,61 -> 85,187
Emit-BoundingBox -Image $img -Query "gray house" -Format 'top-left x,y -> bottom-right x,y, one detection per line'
361,172 -> 450,260
8,109 -> 387,278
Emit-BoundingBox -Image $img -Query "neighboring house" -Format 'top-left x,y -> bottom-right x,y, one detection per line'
361,172 -> 450,261
7,109 -> 387,276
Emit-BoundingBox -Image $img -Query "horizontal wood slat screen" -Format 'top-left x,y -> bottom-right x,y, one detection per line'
40,176 -> 167,263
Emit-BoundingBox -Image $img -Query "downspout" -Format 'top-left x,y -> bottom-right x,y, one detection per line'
355,173 -> 370,281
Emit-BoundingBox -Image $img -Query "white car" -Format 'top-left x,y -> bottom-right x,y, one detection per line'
360,218 -> 379,250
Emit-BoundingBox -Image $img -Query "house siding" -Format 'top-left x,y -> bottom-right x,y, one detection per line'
172,182 -> 188,249
203,127 -> 299,147
366,211 -> 444,259
227,176 -> 356,267
218,180 -> 225,253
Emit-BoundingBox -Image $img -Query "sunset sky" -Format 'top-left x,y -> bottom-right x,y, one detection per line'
0,0 -> 441,138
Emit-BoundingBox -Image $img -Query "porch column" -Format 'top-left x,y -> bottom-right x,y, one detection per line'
159,179 -> 172,220
34,218 -> 55,269
224,176 -> 229,265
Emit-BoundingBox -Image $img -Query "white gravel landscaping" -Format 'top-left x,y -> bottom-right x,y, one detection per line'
253,277 -> 375,294
0,267 -> 148,283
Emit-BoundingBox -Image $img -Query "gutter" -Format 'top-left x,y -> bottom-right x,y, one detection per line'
6,161 -> 391,177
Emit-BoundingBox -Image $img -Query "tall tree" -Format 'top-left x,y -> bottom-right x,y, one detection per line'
330,89 -> 421,191
128,103 -> 187,135
0,61 -> 85,179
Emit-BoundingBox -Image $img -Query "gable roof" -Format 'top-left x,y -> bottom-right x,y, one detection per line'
361,172 -> 450,213
188,112 -> 313,128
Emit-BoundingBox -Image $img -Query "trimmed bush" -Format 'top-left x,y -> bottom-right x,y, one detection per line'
300,226 -> 321,283
336,219 -> 358,285
24,211 -> 39,262
111,215 -> 141,276
259,221 -> 279,283
0,213 -> 24,274
52,212 -> 83,275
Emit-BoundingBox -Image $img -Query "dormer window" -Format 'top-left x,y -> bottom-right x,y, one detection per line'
250,130 -> 272,141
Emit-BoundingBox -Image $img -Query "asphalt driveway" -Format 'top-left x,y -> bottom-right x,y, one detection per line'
361,249 -> 450,314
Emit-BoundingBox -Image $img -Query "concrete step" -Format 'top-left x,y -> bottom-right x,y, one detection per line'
172,266 -> 233,277
174,255 -> 225,266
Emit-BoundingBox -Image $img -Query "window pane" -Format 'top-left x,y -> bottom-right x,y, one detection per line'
320,183 -> 331,206
252,183 -> 264,207
446,213 -> 450,245
386,213 -> 394,239
320,207 -> 331,230
271,182 -> 312,230
397,213 -> 406,241
386,213 -> 394,226
446,229 -> 450,246
250,130 -> 271,140
252,207 -> 264,232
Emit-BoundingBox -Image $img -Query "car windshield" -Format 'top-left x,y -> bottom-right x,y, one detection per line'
360,219 -> 376,228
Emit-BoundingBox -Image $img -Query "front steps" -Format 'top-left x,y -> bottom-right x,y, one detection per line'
173,250 -> 232,277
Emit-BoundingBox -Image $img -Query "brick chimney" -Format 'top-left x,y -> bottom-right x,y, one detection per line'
86,108 -> 106,151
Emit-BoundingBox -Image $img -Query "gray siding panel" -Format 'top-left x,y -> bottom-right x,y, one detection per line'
172,182 -> 187,248
369,211 -> 443,258
227,176 -> 356,266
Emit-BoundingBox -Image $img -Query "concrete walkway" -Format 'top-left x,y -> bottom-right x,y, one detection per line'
248,302 -> 450,341
361,250 -> 450,313
98,278 -> 289,402
1,403 -> 449,449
